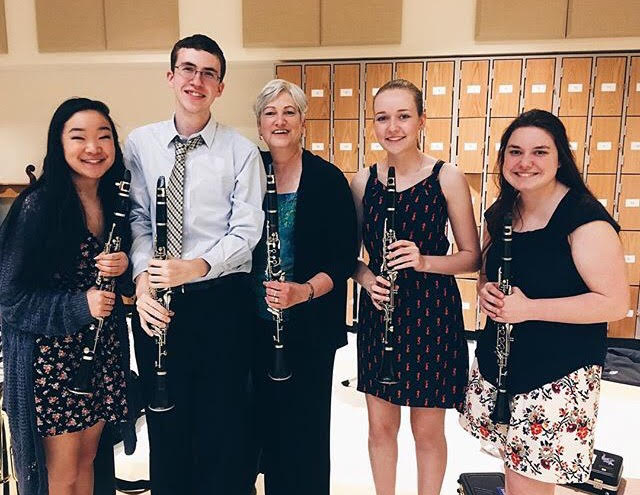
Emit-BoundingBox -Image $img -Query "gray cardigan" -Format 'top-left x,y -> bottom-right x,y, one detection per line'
0,188 -> 136,495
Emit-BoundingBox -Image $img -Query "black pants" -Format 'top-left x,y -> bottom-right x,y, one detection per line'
133,274 -> 253,495
251,317 -> 336,495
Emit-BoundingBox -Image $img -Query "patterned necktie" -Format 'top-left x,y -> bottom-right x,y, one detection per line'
166,135 -> 204,257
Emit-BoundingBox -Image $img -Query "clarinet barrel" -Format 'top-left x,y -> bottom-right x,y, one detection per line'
148,176 -> 175,412
376,166 -> 399,386
490,212 -> 514,425
265,161 -> 292,381
68,169 -> 131,396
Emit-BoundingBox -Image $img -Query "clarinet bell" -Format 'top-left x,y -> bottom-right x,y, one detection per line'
148,372 -> 175,413
67,349 -> 94,396
489,390 -> 511,425
268,344 -> 292,382
376,347 -> 399,386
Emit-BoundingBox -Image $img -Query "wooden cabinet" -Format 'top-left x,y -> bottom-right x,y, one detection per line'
592,57 -> 626,116
334,64 -> 360,119
426,61 -> 455,118
586,174 -> 616,214
618,175 -> 640,230
559,57 -> 592,116
459,60 -> 490,118
365,63 -> 393,119
305,65 -> 331,119
490,59 -> 522,117
424,119 -> 451,163
304,120 -> 330,161
333,120 -> 359,172
457,118 -> 486,173
588,117 -> 621,174
276,65 -> 302,87
523,58 -> 555,112
560,116 -> 588,173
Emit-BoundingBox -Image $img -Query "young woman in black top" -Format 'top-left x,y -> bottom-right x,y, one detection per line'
460,110 -> 629,495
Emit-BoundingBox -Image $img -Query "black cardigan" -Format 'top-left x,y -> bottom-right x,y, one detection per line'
254,149 -> 358,351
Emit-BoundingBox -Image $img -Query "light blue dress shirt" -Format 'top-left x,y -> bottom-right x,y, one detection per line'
125,116 -> 266,283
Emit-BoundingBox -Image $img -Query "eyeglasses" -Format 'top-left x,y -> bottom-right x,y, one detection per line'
174,64 -> 221,83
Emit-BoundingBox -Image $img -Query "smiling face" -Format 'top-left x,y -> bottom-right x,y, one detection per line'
167,47 -> 224,120
502,126 -> 560,193
61,110 -> 115,183
257,91 -> 305,152
373,88 -> 425,155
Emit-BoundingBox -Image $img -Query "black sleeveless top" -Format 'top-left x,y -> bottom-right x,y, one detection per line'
476,189 -> 620,394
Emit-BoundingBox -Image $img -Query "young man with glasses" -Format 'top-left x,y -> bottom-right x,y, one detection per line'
125,34 -> 265,494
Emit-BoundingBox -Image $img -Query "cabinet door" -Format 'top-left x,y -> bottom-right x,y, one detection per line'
426,61 -> 455,118
276,65 -> 302,87
488,118 -> 512,173
490,59 -> 522,117
485,173 -> 501,208
621,231 -> 640,286
424,119 -> 451,162
523,58 -> 555,112
592,57 -> 626,116
588,117 -> 621,174
305,120 -> 330,161
560,116 -> 588,173
457,119 -> 486,173
459,60 -> 490,118
466,173 -> 483,227
333,120 -> 359,173
619,175 -> 640,230
334,64 -> 360,119
305,65 -> 330,119
396,62 -> 424,90
457,278 -> 478,331
608,286 -> 638,338
559,57 -> 592,116
364,119 -> 386,166
365,63 -> 393,119
586,174 -> 616,214
622,116 -> 640,174
628,57 -> 640,116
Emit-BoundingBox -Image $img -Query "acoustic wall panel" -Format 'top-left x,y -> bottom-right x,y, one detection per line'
36,0 -> 106,52
567,0 -> 640,38
105,0 -> 178,50
321,0 -> 402,46
243,0 -> 319,47
476,0 -> 568,40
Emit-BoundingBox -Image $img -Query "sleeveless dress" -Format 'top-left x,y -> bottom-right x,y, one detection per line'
357,161 -> 468,409
33,232 -> 129,436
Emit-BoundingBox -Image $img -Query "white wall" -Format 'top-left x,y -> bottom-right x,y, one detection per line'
1,0 -> 639,182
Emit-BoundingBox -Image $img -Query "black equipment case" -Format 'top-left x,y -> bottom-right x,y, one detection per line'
457,472 -> 505,495
569,449 -> 624,495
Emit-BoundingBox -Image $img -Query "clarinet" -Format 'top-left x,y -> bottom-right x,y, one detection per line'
376,166 -> 399,386
148,176 -> 175,412
490,212 -> 514,425
68,169 -> 131,395
265,161 -> 292,381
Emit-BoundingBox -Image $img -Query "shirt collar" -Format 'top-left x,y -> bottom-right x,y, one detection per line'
164,114 -> 218,149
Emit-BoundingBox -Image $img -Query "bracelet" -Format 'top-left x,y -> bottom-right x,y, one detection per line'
305,281 -> 314,302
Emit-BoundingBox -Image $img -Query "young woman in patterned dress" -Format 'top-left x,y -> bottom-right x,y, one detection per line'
350,79 -> 480,495
460,110 -> 629,495
0,98 -> 135,495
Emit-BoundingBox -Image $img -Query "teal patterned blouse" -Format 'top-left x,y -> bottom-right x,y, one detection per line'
252,192 -> 297,320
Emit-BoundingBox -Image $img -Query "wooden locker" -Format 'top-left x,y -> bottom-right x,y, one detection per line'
457,278 -> 478,331
619,175 -> 640,230
334,64 -> 360,120
588,117 -> 621,174
620,231 -> 640,285
305,65 -> 330,119
622,116 -> 640,174
586,174 -> 616,214
457,118 -> 486,173
607,286 -> 638,338
305,120 -> 330,161
592,57 -> 626,116
459,60 -> 490,118
523,58 -> 555,112
488,118 -> 512,173
560,116 -> 588,173
466,173 -> 483,227
333,120 -> 359,173
276,65 -> 302,87
628,57 -> 640,117
490,59 -> 522,118
425,61 -> 455,118
396,62 -> 424,90
365,63 -> 393,119
364,120 -> 386,166
485,173 -> 501,208
424,119 -> 451,162
559,57 -> 592,116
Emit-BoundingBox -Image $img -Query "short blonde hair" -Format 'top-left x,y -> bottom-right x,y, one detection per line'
253,79 -> 308,124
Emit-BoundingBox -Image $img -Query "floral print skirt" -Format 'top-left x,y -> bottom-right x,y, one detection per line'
33,322 -> 129,437
459,359 -> 601,484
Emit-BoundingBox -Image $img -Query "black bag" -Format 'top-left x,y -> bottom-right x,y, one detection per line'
457,472 -> 505,495
568,449 -> 623,495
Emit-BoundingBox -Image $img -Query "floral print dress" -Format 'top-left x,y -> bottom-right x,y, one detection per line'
33,233 -> 129,436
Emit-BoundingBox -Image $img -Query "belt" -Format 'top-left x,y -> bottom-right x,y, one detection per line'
177,272 -> 247,294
